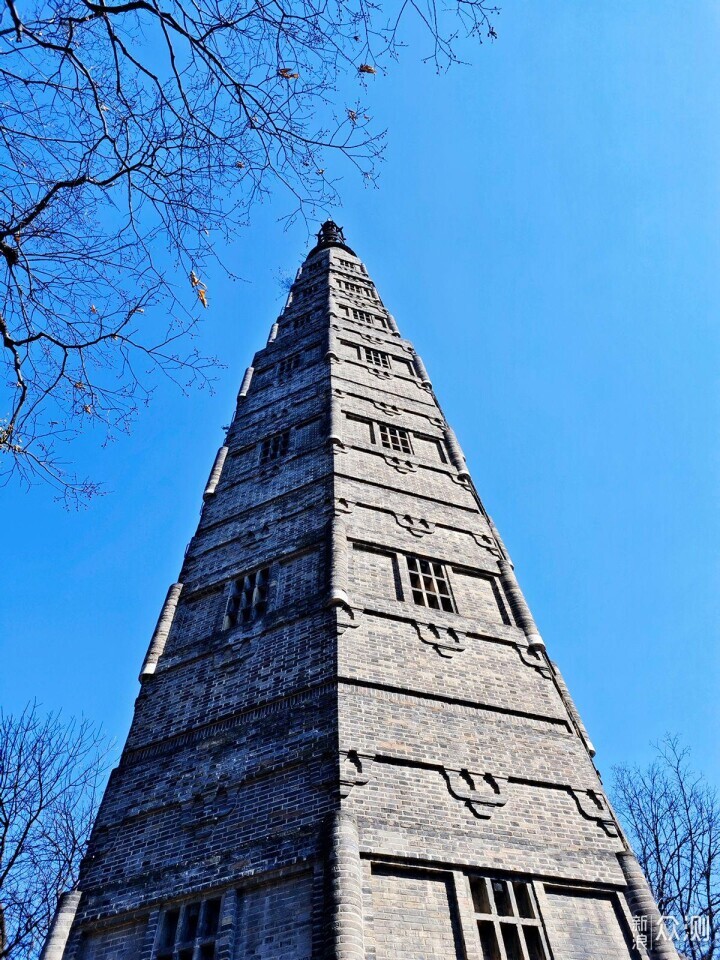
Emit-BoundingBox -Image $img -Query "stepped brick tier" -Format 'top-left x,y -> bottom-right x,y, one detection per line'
44,222 -> 677,960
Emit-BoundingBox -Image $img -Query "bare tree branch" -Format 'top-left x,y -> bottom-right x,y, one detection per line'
0,0 -> 498,503
0,704 -> 111,960
612,737 -> 719,960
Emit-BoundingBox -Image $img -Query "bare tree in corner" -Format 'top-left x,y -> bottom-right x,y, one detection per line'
0,705 -> 109,960
613,737 -> 719,960
0,0 -> 498,502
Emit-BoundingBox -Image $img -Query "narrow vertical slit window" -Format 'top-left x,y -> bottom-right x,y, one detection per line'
406,556 -> 455,612
378,423 -> 412,454
224,568 -> 270,628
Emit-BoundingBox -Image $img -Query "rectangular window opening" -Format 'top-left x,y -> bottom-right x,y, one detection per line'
364,347 -> 391,369
471,876 -> 546,960
470,878 -> 493,916
378,423 -> 412,455
278,354 -> 300,379
492,879 -> 514,917
513,881 -> 536,919
501,925 -> 523,960
179,903 -> 200,944
224,568 -> 270,628
158,911 -> 180,952
199,899 -> 221,938
477,921 -> 501,960
522,927 -> 547,960
406,556 -> 455,613
156,897 -> 223,960
260,430 -> 290,464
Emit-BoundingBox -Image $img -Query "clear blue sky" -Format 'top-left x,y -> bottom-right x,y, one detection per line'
2,2 -> 718,787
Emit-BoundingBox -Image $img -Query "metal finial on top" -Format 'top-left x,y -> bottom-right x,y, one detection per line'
308,220 -> 356,257
317,220 -> 346,247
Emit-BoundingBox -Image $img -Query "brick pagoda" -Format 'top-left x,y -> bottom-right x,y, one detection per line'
44,222 -> 676,960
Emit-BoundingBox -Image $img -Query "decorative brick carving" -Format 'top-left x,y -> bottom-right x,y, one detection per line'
450,472 -> 471,487
184,785 -> 237,837
442,769 -> 509,819
383,455 -> 417,473
371,400 -> 401,417
340,751 -> 375,798
570,788 -> 619,837
394,513 -> 435,537
246,522 -> 272,543
516,644 -> 553,678
471,531 -> 500,555
414,622 -> 466,659
335,604 -> 363,635
266,405 -> 290,423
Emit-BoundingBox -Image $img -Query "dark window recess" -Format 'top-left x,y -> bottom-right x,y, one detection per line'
156,898 -> 222,960
158,911 -> 180,953
293,312 -> 312,328
378,423 -> 412,455
406,556 -> 455,613
224,568 -> 269,628
513,881 -> 536,919
492,879 -> 513,917
260,430 -> 290,463
364,347 -> 391,369
470,877 -> 547,960
278,354 -> 300,379
477,922 -> 501,960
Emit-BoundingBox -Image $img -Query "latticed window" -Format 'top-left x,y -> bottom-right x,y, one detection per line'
278,354 -> 300,379
352,308 -> 387,329
259,430 -> 290,463
406,556 -> 455,612
379,423 -> 412,455
470,877 -> 548,960
156,897 -> 221,960
224,568 -> 269,628
337,257 -> 359,272
364,347 -> 391,369
337,277 -> 377,298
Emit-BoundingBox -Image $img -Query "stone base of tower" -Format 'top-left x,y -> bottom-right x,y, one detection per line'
52,844 -> 676,960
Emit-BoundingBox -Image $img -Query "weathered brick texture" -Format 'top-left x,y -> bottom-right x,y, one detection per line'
51,222 -> 675,960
